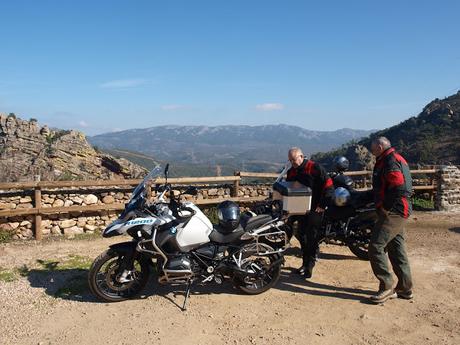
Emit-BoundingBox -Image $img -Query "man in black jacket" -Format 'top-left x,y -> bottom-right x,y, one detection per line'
368,137 -> 414,304
286,147 -> 334,278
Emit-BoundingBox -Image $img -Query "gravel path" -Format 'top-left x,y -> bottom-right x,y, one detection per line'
0,212 -> 459,345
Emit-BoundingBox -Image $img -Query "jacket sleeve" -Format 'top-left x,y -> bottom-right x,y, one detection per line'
313,163 -> 334,208
286,167 -> 295,182
382,160 -> 405,211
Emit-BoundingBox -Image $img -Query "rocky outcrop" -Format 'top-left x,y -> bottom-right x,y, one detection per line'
0,114 -> 147,182
345,145 -> 375,171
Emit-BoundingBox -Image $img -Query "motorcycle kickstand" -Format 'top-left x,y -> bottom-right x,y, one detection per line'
182,280 -> 192,311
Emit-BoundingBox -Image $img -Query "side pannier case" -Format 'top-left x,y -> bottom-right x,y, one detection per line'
272,181 -> 312,215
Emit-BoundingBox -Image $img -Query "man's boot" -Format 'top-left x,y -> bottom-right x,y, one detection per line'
296,259 -> 308,275
303,260 -> 316,279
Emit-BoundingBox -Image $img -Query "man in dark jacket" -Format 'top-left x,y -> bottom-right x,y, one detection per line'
286,147 -> 334,278
369,137 -> 414,304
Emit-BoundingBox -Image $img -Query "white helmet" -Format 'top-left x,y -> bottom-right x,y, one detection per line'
334,187 -> 351,207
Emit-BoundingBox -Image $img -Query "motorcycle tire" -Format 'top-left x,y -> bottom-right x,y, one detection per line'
88,249 -> 150,302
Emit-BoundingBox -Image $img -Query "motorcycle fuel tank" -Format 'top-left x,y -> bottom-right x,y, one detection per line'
175,202 -> 213,252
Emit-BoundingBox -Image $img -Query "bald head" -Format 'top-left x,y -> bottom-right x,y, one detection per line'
288,147 -> 305,168
371,136 -> 391,157
288,147 -> 303,157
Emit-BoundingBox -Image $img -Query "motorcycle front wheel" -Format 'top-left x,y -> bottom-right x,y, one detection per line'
88,249 -> 150,302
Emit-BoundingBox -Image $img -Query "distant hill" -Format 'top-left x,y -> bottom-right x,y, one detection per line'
0,114 -> 147,182
312,91 -> 460,169
89,125 -> 373,173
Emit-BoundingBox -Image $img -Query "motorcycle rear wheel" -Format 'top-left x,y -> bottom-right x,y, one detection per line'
234,243 -> 282,295
347,242 -> 369,260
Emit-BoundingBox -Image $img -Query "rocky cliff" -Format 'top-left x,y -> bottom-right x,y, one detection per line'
0,114 -> 147,182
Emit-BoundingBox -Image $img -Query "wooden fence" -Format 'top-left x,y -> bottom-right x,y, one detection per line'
0,169 -> 437,240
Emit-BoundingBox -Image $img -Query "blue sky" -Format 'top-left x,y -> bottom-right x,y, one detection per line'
0,0 -> 459,135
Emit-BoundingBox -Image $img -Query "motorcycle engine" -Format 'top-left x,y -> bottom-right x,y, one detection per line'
165,255 -> 192,271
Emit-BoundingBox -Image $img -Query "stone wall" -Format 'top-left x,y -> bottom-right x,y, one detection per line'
435,166 -> 460,212
0,184 -> 271,240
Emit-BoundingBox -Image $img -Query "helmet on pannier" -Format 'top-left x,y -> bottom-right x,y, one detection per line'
217,200 -> 241,233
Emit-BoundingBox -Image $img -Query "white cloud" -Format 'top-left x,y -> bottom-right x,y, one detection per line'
78,120 -> 89,127
99,79 -> 147,89
255,103 -> 285,111
161,104 -> 188,111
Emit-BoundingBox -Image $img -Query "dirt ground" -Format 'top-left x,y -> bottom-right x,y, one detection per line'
0,211 -> 459,345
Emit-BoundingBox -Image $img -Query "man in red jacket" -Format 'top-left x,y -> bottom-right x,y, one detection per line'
369,137 -> 414,304
286,147 -> 334,278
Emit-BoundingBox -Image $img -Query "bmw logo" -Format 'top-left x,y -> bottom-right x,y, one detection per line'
170,227 -> 177,235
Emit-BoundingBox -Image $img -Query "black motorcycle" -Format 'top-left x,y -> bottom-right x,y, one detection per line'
251,157 -> 376,260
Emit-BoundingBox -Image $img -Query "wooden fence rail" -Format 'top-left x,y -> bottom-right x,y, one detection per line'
0,169 -> 438,240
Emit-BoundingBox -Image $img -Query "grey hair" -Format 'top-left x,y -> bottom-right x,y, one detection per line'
288,147 -> 304,156
372,136 -> 391,150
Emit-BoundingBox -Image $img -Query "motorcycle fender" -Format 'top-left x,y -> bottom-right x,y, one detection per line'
109,241 -> 138,256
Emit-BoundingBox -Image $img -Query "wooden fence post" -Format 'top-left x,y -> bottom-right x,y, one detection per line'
232,172 -> 240,197
34,187 -> 42,241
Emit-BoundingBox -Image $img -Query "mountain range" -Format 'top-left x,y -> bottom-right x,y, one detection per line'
89,125 -> 374,174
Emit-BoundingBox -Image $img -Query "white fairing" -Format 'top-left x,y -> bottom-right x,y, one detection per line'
175,202 -> 213,251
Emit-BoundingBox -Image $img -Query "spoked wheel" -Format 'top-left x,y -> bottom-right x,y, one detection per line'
88,249 -> 150,302
347,226 -> 372,260
234,243 -> 282,295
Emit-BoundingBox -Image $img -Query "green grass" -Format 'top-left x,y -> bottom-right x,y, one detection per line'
412,196 -> 435,210
54,276 -> 89,298
36,254 -> 92,271
1,255 -> 93,299
0,230 -> 13,243
0,268 -> 17,282
35,255 -> 92,298
203,206 -> 219,224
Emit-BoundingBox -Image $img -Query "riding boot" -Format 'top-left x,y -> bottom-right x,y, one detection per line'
303,260 -> 316,279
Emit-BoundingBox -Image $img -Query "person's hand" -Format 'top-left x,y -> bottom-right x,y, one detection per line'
315,206 -> 325,213
379,207 -> 389,216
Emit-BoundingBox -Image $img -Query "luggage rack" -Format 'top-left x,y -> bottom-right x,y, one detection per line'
241,220 -> 289,255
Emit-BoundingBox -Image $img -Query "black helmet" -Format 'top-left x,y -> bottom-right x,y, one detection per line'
217,201 -> 241,233
333,174 -> 354,189
333,156 -> 350,172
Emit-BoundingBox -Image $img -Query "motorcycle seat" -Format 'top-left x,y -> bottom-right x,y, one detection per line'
209,215 -> 273,244
209,226 -> 245,244
350,190 -> 374,209
241,214 -> 273,231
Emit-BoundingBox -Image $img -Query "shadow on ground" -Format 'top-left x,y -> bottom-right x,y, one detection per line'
449,227 -> 460,234
22,250 -> 371,309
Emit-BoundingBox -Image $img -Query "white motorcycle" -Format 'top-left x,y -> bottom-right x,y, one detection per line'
88,164 -> 288,309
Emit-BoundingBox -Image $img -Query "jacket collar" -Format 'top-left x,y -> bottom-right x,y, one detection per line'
297,158 -> 308,170
377,147 -> 395,161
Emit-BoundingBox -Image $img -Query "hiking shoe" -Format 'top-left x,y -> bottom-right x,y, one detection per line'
395,289 -> 413,300
369,289 -> 397,304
